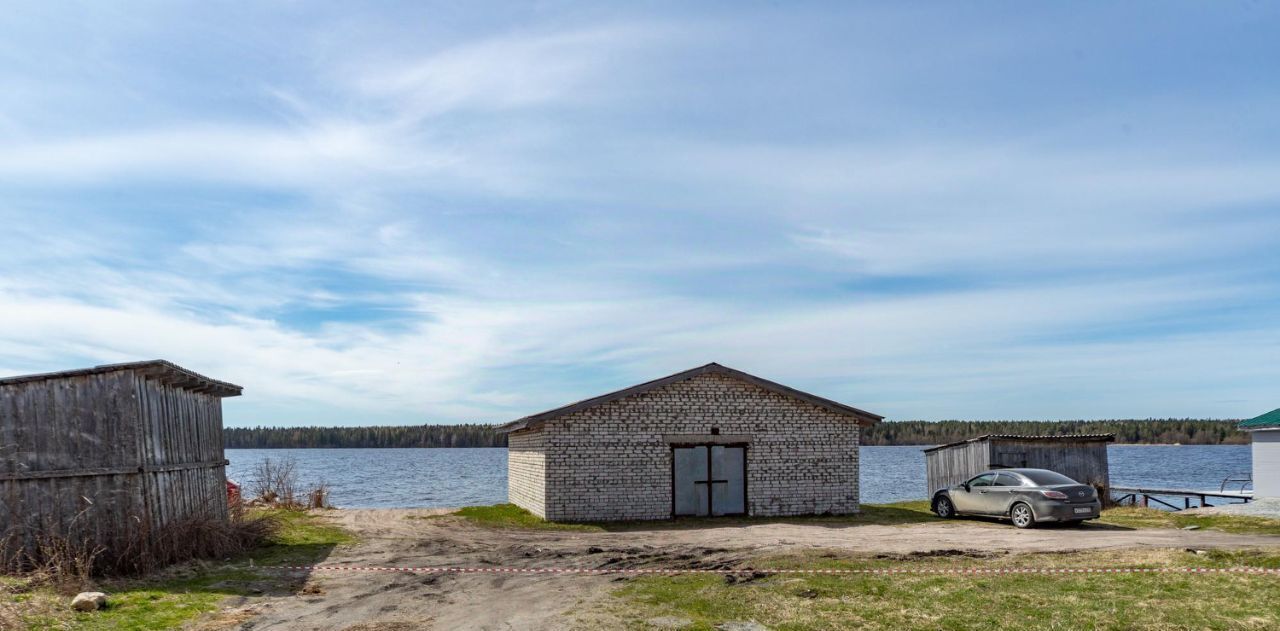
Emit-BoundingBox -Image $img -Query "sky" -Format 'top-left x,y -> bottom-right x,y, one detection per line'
1,2 -> 1278,427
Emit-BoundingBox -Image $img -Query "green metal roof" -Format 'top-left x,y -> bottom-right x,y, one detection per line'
1239,408 -> 1280,430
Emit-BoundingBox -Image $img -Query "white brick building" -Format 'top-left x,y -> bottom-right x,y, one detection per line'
497,363 -> 882,522
1239,409 -> 1280,499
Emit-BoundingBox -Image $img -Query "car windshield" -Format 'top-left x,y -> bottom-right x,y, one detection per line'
1019,470 -> 1078,486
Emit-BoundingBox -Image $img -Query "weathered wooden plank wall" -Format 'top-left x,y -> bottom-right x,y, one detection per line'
135,374 -> 229,530
925,437 -> 1111,498
1001,440 -> 1110,490
0,366 -> 230,564
925,441 -> 989,496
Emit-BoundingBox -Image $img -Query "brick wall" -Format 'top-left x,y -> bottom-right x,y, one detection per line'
506,428 -> 546,518
507,372 -> 862,522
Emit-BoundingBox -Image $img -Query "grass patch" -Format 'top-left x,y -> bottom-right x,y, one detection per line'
610,548 -> 1280,630
248,508 -> 356,565
444,501 -> 942,533
441,501 -> 1280,537
1098,507 -> 1280,536
449,504 -> 604,531
1,509 -> 354,631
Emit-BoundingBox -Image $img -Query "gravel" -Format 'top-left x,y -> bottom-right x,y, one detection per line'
1187,497 -> 1280,519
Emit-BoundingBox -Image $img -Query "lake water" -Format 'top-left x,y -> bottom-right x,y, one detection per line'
226,445 -> 1252,509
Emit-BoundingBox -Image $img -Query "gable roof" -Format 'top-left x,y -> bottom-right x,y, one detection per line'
496,362 -> 882,433
0,360 -> 242,398
1240,408 -> 1280,430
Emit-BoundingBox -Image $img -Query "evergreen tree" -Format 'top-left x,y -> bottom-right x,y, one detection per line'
223,419 -> 1248,448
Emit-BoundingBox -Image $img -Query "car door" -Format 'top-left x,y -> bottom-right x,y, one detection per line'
988,472 -> 1025,515
951,473 -> 997,514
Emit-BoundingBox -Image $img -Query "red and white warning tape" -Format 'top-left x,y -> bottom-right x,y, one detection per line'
260,565 -> 1280,576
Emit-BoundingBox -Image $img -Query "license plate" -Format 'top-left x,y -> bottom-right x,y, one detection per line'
1073,507 -> 1093,514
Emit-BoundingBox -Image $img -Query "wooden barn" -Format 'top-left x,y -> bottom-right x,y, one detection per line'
923,434 -> 1114,497
0,360 -> 241,568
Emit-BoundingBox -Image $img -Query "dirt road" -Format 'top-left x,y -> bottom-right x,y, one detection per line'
213,509 -> 1280,631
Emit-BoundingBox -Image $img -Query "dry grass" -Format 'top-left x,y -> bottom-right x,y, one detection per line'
112,508 -> 278,575
1,505 -> 276,580
0,507 -> 104,587
1,509 -> 352,631
608,548 -> 1280,630
306,483 -> 330,509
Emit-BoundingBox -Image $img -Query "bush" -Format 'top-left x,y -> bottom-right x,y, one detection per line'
247,457 -> 330,510
1,504 -> 278,581
249,457 -> 301,507
112,506 -> 278,575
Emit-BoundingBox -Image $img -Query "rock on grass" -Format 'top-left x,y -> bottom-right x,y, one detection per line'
71,592 -> 107,612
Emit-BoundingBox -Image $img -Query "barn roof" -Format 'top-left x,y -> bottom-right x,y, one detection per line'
496,362 -> 882,433
922,433 -> 1116,453
0,360 -> 242,397
1240,408 -> 1280,430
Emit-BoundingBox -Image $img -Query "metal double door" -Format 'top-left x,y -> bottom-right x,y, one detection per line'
673,445 -> 746,517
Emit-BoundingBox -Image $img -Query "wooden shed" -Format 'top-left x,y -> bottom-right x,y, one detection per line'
923,434 -> 1114,497
0,360 -> 241,568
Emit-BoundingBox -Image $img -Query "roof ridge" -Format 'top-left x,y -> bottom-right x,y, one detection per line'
0,360 -> 242,397
1240,408 -> 1280,429
497,363 -> 881,433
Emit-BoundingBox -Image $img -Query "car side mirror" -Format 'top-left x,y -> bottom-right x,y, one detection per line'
962,483 -> 970,492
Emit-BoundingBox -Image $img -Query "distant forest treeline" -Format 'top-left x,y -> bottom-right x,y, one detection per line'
861,419 -> 1248,446
224,419 -> 1248,449
223,424 -> 506,449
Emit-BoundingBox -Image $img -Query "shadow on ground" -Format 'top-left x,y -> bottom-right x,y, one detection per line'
106,536 -> 342,603
587,502 -> 949,532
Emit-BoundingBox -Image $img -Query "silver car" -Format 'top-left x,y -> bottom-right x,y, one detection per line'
931,468 -> 1101,528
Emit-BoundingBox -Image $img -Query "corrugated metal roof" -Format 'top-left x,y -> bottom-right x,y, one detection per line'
1240,408 -> 1280,430
921,433 -> 1116,453
0,360 -> 242,398
496,362 -> 882,433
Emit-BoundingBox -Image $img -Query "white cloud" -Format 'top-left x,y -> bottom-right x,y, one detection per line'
640,138 -> 1280,212
349,25 -> 670,122
1,252 -> 1273,425
0,123 -> 430,188
0,7 -> 1277,427
789,209 -> 1280,276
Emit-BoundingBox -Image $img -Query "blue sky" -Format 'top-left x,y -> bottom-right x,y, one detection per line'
1,2 -> 1278,426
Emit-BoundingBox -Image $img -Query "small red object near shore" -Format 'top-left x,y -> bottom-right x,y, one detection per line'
227,479 -> 241,504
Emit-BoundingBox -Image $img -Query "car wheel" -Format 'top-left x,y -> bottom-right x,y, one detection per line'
1010,502 -> 1035,529
934,495 -> 955,519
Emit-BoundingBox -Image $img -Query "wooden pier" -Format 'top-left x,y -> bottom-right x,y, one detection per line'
1110,486 -> 1253,511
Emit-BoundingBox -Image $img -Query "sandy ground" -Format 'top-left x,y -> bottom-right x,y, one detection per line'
204,508 -> 1280,631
